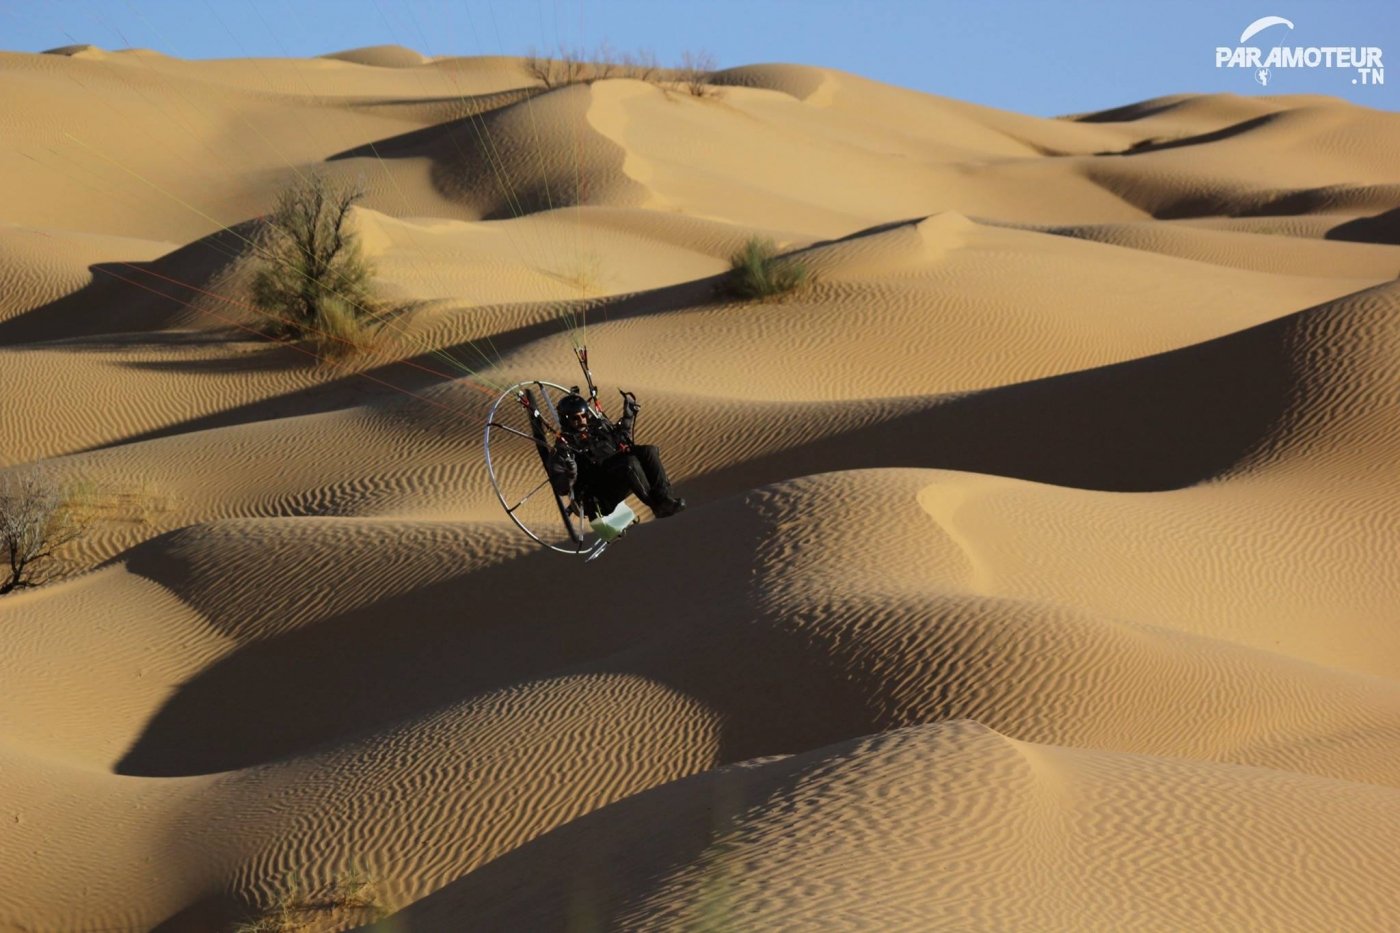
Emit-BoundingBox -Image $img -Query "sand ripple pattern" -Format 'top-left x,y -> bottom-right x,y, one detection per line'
390,723 -> 1400,931
2,52 -> 1399,932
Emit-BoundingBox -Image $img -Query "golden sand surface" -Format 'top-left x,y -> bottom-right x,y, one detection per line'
1,46 -> 1398,931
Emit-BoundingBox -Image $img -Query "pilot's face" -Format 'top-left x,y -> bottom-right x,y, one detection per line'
563,409 -> 588,433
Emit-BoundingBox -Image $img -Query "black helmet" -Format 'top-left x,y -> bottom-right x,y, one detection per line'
557,393 -> 590,430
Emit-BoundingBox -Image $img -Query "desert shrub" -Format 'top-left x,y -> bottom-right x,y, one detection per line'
523,46 -> 588,88
722,236 -> 810,300
618,49 -> 660,83
588,41 -> 619,81
251,173 -> 380,352
0,467 -> 88,596
676,50 -> 719,97
523,46 -> 717,97
234,870 -> 384,932
307,293 -> 378,360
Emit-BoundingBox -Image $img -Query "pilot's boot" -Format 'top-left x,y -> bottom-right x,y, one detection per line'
650,496 -> 687,518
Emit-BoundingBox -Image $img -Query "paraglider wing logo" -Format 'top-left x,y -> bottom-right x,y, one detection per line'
1239,15 -> 1293,45
1215,16 -> 1385,87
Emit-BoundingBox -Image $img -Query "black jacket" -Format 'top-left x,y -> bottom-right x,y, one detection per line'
546,406 -> 635,497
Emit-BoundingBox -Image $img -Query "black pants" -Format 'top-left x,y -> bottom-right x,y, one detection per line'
583,445 -> 674,515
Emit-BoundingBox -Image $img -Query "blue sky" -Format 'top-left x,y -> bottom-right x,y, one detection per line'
3,0 -> 1395,114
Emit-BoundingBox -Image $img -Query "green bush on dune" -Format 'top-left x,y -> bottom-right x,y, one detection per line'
251,173 -> 382,357
723,236 -> 811,301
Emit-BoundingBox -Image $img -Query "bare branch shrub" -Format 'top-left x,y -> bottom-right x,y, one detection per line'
1,467 -> 88,595
676,50 -> 719,97
589,41 -> 617,81
619,49 -> 659,83
524,46 -> 588,88
523,48 -> 556,87
251,173 -> 381,355
525,45 -> 679,90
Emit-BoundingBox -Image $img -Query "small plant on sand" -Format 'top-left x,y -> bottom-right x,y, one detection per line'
721,236 -> 810,301
233,869 -> 385,932
523,46 -> 589,88
523,46 -> 716,96
0,467 -> 88,596
251,173 -> 383,357
526,44 -> 655,87
675,50 -> 720,97
619,49 -> 661,83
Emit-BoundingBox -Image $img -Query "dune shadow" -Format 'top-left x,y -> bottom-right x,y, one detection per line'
1150,183 -> 1397,223
326,86 -> 582,219
328,90 -> 538,162
69,272 -> 726,454
114,463 -> 881,778
150,895 -> 237,933
1098,111 -> 1278,157
681,305 -> 1306,503
343,89 -> 536,112
0,225 -> 256,347
1070,96 -> 1194,124
116,539 -> 660,775
1327,206 -> 1400,246
8,329 -> 314,381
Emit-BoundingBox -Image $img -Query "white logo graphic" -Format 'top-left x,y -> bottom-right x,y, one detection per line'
1216,16 -> 1384,86
1239,16 -> 1293,44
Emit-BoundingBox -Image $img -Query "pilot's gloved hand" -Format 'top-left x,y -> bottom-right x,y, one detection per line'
552,446 -> 578,481
619,390 -> 640,418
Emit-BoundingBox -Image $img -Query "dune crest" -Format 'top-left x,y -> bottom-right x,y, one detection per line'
320,45 -> 429,68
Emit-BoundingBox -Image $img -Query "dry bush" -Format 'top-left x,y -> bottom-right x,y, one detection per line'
722,236 -> 811,301
234,870 -> 385,933
306,293 -> 381,363
0,467 -> 88,596
251,173 -> 382,357
524,46 -> 588,88
589,40 -> 618,80
676,50 -> 719,97
619,49 -> 660,83
524,45 -> 716,96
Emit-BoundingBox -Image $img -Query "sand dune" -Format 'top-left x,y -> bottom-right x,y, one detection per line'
393,722 -> 1400,931
2,44 -> 1399,932
321,46 -> 429,69
1016,218 -> 1400,277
